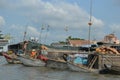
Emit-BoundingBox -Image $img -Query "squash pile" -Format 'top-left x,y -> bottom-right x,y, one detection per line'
96,46 -> 119,54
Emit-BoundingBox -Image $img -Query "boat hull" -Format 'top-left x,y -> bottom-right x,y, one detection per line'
6,58 -> 21,64
101,64 -> 120,75
67,62 -> 99,74
2,53 -> 21,64
19,56 -> 45,67
46,59 -> 68,70
67,62 -> 90,72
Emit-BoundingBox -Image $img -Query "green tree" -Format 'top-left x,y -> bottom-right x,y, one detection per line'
66,36 -> 84,41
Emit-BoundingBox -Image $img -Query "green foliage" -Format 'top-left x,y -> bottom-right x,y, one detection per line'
59,41 -> 67,44
58,36 -> 85,45
66,36 -> 84,41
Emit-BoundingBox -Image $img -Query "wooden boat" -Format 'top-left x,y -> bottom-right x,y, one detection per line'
2,53 -> 21,64
46,59 -> 69,70
18,55 -> 45,67
67,62 -> 88,72
67,52 -> 120,75
67,53 -> 98,73
67,62 -> 99,74
101,64 -> 120,75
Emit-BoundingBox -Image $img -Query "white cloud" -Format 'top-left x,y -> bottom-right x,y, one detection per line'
110,24 -> 120,31
109,24 -> 120,39
0,16 -> 5,27
6,0 -> 104,29
8,24 -> 41,42
0,0 -> 104,29
92,17 -> 104,27
27,26 -> 40,36
0,0 -> 105,44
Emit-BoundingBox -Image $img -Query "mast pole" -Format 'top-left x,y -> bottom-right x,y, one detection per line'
23,26 -> 28,41
39,25 -> 44,44
88,0 -> 93,53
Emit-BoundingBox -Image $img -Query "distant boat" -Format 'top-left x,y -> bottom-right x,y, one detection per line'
2,39 -> 41,63
2,53 -> 21,64
0,31 -> 9,52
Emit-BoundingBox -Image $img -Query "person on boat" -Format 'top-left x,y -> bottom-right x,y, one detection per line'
63,53 -> 75,62
23,41 -> 28,53
41,45 -> 48,55
63,54 -> 68,61
7,50 -> 13,55
17,49 -> 24,56
7,50 -> 17,59
37,54 -> 48,62
30,49 -> 37,59
37,45 -> 48,62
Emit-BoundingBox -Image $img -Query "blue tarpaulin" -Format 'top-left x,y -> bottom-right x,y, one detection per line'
74,57 -> 87,65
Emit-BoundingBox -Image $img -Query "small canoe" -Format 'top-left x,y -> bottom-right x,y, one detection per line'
18,56 -> 45,67
2,53 -> 21,64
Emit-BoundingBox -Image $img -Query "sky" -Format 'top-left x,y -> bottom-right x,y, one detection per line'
0,0 -> 120,45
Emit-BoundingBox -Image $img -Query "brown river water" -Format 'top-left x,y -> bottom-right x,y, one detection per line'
0,56 -> 120,80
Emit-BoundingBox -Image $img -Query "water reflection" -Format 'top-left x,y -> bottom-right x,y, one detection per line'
0,56 -> 120,80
